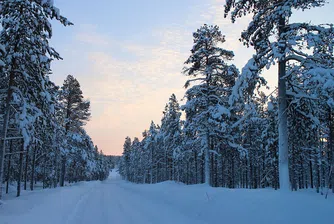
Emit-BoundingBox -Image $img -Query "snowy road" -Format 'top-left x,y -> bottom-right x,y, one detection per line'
61,174 -> 204,224
0,172 -> 205,224
1,171 -> 334,224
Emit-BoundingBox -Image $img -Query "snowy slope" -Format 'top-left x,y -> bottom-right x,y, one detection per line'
0,170 -> 333,224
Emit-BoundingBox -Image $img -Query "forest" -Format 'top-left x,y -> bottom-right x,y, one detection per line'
0,0 -> 333,203
0,1 -> 333,223
118,0 -> 334,193
0,1 -> 111,200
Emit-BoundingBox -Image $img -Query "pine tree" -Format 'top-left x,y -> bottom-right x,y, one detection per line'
60,75 -> 91,132
59,75 -> 90,186
0,0 -> 72,198
224,0 -> 333,191
182,24 -> 238,185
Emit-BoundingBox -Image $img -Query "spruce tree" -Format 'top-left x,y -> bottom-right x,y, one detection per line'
121,136 -> 131,181
160,94 -> 182,181
59,75 -> 90,186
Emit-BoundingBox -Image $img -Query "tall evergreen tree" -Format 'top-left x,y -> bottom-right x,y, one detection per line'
121,136 -> 131,181
182,24 -> 238,185
0,0 -> 72,198
160,94 -> 182,181
224,0 -> 333,190
59,75 -> 91,186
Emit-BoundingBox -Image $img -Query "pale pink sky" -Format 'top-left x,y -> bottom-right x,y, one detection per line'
50,0 -> 334,155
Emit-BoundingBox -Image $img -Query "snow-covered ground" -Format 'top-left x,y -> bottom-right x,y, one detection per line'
1,170 -> 333,224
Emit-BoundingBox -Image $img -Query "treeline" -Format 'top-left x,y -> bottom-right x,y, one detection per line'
119,1 -> 334,192
105,155 -> 121,170
0,1 -> 109,199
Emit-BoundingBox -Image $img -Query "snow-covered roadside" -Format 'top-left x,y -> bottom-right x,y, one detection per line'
0,181 -> 99,224
122,181 -> 334,224
1,180 -> 83,203
1,170 -> 333,224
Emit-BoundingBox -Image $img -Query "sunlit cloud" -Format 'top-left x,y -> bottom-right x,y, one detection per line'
71,27 -> 190,154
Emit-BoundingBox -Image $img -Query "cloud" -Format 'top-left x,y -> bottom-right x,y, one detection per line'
86,27 -> 190,99
73,26 -> 191,155
75,24 -> 110,46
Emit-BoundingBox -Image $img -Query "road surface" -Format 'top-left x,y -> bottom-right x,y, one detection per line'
0,171 -> 205,224
1,170 -> 334,224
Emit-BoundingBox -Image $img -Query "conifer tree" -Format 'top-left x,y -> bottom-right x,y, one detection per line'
182,24 -> 238,185
224,0 -> 333,190
121,136 -> 131,181
0,0 -> 72,198
59,75 -> 90,186
160,94 -> 182,181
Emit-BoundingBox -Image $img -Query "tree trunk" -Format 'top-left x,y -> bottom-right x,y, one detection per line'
194,151 -> 198,184
278,16 -> 290,191
231,153 -> 235,188
17,142 -> 24,197
53,150 -> 58,188
245,157 -> 248,189
24,146 -> 29,190
300,155 -> 305,189
291,145 -> 297,191
30,146 -> 36,191
205,133 -> 210,185
316,153 -> 321,193
328,109 -> 334,192
6,140 -> 13,194
309,160 -> 314,189
210,152 -> 214,186
60,156 -> 66,187
150,146 -> 153,184
42,155 -> 46,189
0,69 -> 15,200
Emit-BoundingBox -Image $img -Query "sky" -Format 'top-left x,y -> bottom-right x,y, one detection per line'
49,0 -> 334,155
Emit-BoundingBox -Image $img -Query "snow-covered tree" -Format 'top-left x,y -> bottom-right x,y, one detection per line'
224,0 -> 334,191
160,94 -> 182,181
58,75 -> 90,186
261,96 -> 279,189
60,75 -> 91,132
120,136 -> 131,181
0,0 -> 72,198
119,6 -> 333,193
182,24 -> 238,185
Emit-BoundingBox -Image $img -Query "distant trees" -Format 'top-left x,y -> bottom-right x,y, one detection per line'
104,155 -> 121,170
119,0 -> 333,193
120,137 -> 131,181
